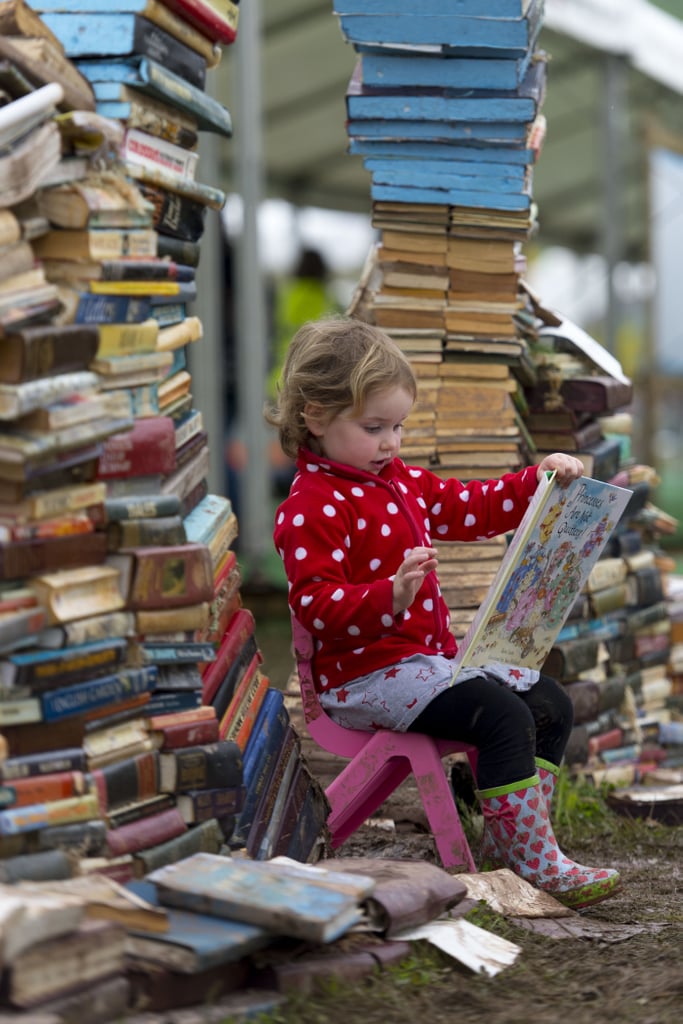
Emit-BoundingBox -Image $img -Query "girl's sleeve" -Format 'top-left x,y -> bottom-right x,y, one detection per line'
419,464 -> 539,542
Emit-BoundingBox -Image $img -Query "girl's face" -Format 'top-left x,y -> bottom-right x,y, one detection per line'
307,386 -> 414,475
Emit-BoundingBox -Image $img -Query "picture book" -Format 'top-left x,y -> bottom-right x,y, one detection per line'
450,472 -> 633,681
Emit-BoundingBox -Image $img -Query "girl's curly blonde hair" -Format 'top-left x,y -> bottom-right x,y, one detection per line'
265,316 -> 417,461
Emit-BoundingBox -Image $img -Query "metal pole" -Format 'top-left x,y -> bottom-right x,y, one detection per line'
602,53 -> 626,355
234,0 -> 270,579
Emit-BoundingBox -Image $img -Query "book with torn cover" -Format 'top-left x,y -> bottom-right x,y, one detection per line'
148,852 -> 376,943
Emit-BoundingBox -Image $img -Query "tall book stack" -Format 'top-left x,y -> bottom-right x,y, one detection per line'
0,0 -> 257,890
336,0 -> 546,637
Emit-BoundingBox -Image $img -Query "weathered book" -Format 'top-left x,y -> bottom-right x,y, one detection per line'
31,0 -> 222,67
107,513 -> 186,551
112,542 -> 214,610
137,180 -> 207,241
159,0 -> 238,45
535,436 -> 622,483
38,175 -> 153,231
201,606 -> 256,705
0,846 -> 73,882
5,769 -> 86,808
131,814 -> 223,877
0,529 -> 108,582
0,636 -> 128,693
78,55 -> 232,136
156,233 -> 200,267
151,713 -> 220,751
0,791 -> 100,835
125,876 -> 270,974
245,723 -> 298,859
0,323 -> 99,384
0,603 -> 47,652
89,750 -> 160,812
0,369 -> 98,422
148,852 -> 376,944
158,738 -> 242,794
450,473 -> 633,681
105,804 -> 187,857
29,563 -> 126,625
1,714 -> 86,758
176,784 -> 244,825
541,636 -> 601,683
0,916 -> 126,1008
0,746 -> 87,782
529,375 -> 634,415
0,882 -> 85,965
230,671 -> 271,752
97,414 -> 176,479
0,114 -> 62,207
122,126 -> 198,178
40,665 -> 158,722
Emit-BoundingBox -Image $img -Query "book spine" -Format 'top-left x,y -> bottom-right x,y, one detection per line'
96,320 -> 160,358
162,0 -> 239,44
131,15 -> 207,89
200,607 -> 255,704
61,610 -> 136,646
0,532 -> 109,583
127,543 -> 214,610
97,415 -> 176,478
138,182 -> 206,242
105,792 -> 176,830
75,293 -> 153,325
138,58 -> 232,138
230,672 -> 270,751
154,717 -> 220,750
105,805 -> 187,856
0,326 -> 99,384
7,770 -> 87,808
40,665 -> 158,722
122,128 -> 200,180
0,791 -> 99,835
132,815 -> 223,875
103,493 -> 182,521
9,637 -> 128,691
90,750 -> 160,812
0,747 -> 87,782
160,739 -> 243,794
108,515 -> 187,549
177,784 -> 244,823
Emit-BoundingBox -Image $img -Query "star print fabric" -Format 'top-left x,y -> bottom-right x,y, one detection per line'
273,448 -> 539,695
319,654 -> 540,732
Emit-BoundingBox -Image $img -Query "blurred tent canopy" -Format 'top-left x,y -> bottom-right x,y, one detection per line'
196,0 -> 683,576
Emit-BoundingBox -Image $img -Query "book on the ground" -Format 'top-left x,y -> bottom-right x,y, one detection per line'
451,472 -> 633,681
148,852 -> 376,943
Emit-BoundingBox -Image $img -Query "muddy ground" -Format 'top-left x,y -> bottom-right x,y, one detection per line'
267,785 -> 682,1024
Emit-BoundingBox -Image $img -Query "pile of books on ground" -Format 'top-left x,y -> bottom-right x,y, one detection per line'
0,0 -> 328,929
337,0 -> 546,637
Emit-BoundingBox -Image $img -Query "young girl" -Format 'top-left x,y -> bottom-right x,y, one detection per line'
268,317 -> 620,909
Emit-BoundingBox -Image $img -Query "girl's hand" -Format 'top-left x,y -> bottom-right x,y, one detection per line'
537,453 -> 584,487
393,546 -> 438,615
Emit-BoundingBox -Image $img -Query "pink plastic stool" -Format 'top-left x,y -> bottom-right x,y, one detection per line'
291,615 -> 477,872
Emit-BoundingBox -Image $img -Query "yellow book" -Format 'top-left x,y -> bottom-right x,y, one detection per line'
89,280 -> 180,296
96,319 -> 160,358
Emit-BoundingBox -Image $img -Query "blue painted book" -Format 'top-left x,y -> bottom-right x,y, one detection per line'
346,57 -> 546,124
40,665 -> 158,722
337,0 -> 543,56
75,56 -> 231,136
147,851 -> 376,943
233,690 -> 288,846
75,294 -> 152,325
182,493 -> 233,548
349,137 -> 540,165
125,878 -> 273,973
346,117 -> 529,143
334,0 -> 532,15
364,158 -> 527,189
1,636 -> 128,692
371,182 -> 531,210
144,689 -> 203,716
38,12 -> 207,89
359,49 -> 534,92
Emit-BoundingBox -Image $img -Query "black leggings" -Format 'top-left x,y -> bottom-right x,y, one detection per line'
407,673 -> 573,791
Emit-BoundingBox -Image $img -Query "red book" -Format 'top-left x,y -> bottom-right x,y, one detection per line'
587,727 -> 625,757
9,770 -> 86,807
155,716 -> 220,750
105,805 -> 187,857
161,0 -> 238,45
147,705 -> 216,731
116,543 -> 214,610
96,416 -> 176,479
200,607 -> 255,705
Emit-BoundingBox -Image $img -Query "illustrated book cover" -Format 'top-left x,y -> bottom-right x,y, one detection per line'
451,471 -> 632,680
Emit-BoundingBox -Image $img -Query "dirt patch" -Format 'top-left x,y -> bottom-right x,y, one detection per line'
276,785 -> 683,1024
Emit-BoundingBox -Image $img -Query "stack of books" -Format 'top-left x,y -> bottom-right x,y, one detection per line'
336,0 -> 546,638
0,0 -> 257,890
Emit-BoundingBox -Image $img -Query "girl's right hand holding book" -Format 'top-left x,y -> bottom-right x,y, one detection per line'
392,546 -> 438,616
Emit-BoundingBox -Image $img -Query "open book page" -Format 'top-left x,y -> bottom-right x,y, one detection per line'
451,472 -> 633,681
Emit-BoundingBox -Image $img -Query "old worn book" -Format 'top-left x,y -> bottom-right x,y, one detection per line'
0,322 -> 99,384
0,883 -> 85,965
158,738 -> 243,794
32,225 -> 158,261
111,542 -> 214,610
30,564 -> 126,625
125,877 -> 270,974
148,853 -> 376,944
1,916 -> 126,1008
37,174 -> 153,230
105,804 -> 187,857
450,473 -> 632,681
130,815 -> 223,877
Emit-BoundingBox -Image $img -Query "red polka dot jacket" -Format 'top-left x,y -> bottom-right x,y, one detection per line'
273,448 -> 539,693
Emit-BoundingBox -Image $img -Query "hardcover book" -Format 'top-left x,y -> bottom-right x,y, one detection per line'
158,739 -> 242,794
147,852 -> 376,944
450,473 -> 633,681
111,542 -> 214,610
0,323 -> 99,384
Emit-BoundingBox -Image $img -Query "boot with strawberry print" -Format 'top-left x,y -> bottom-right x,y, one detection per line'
477,774 -> 621,909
